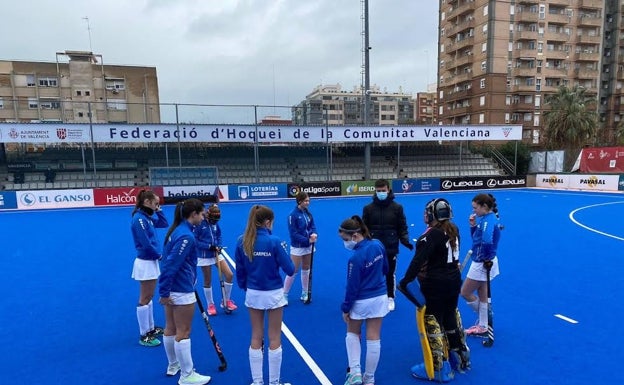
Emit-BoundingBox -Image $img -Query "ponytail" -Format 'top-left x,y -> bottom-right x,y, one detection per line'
242,205 -> 274,261
164,198 -> 204,244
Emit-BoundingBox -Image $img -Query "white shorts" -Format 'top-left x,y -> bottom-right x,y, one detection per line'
466,257 -> 500,282
197,254 -> 224,267
349,294 -> 389,320
131,258 -> 160,281
245,288 -> 287,310
169,292 -> 196,306
291,246 -> 313,256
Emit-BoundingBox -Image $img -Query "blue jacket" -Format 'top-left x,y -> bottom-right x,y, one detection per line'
131,209 -> 169,260
235,228 -> 295,291
194,219 -> 222,259
288,206 -> 317,248
341,238 -> 389,313
470,212 -> 501,262
159,221 -> 199,297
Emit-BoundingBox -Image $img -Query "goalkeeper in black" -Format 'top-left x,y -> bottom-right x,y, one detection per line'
398,198 -> 470,382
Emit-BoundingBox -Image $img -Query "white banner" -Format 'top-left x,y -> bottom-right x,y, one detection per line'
0,123 -> 523,143
16,189 -> 94,210
535,174 -> 570,189
567,174 -> 619,191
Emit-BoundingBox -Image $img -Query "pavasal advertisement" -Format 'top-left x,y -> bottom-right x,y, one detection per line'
440,176 -> 526,191
287,182 -> 341,198
93,186 -> 164,207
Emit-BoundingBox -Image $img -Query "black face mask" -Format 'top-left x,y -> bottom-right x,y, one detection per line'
142,206 -> 155,216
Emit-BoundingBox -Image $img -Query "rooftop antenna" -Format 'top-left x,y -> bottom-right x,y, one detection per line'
82,16 -> 93,52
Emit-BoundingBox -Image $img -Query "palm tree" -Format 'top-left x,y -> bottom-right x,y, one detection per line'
543,85 -> 597,150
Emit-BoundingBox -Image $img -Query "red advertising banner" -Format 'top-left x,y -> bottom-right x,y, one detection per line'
579,147 -> 624,173
93,186 -> 164,206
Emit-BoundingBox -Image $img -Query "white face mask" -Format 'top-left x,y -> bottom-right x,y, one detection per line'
343,239 -> 357,250
376,191 -> 388,200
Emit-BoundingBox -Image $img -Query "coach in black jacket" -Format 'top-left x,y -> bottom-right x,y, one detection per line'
362,179 -> 413,311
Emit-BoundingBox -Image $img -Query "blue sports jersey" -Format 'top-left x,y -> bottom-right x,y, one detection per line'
131,209 -> 168,260
159,221 -> 199,297
194,219 -> 222,259
288,206 -> 317,248
470,211 -> 501,262
235,228 -> 295,291
341,238 -> 389,313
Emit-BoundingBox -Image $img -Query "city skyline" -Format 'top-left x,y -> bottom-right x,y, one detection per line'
1,0 -> 439,123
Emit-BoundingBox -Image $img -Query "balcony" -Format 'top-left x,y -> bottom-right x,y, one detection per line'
454,36 -> 474,51
579,0 -> 603,9
512,84 -> 536,93
575,68 -> 599,79
545,31 -> 571,42
452,71 -> 473,83
542,66 -> 570,77
544,49 -> 570,60
448,105 -> 471,116
516,12 -> 539,23
576,34 -> 601,44
512,48 -> 537,59
575,51 -> 600,61
455,54 -> 474,67
577,15 -> 602,27
549,0 -> 573,5
447,0 -> 476,20
515,30 -> 538,40
547,13 -> 571,25
512,67 -> 537,77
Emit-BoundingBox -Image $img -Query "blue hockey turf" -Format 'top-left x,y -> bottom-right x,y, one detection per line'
1,188 -> 623,385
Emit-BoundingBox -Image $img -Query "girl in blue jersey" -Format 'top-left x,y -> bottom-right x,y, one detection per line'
235,205 -> 295,385
283,192 -> 318,304
196,204 -> 237,315
158,199 -> 212,385
461,193 -> 502,336
339,215 -> 389,385
131,189 -> 169,347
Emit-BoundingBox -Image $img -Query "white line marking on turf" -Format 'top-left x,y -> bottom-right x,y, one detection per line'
221,250 -> 332,385
569,201 -> 624,241
554,314 -> 578,324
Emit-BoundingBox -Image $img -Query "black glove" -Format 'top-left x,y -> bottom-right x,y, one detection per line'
401,240 -> 414,251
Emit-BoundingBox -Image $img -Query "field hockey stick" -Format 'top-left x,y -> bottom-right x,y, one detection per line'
216,249 -> 231,314
304,242 -> 315,305
460,250 -> 473,273
194,291 -> 227,371
482,260 -> 494,348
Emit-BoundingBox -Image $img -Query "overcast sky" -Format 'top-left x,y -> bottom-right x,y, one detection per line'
2,0 -> 439,123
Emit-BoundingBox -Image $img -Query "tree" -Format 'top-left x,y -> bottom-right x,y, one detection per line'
543,85 -> 597,150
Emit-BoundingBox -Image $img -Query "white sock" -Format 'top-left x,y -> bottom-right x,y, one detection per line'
224,282 -> 233,302
365,339 -> 381,381
175,338 -> 193,377
479,302 -> 489,327
283,273 -> 297,295
147,300 -> 155,331
249,347 -> 263,384
301,269 -> 310,292
136,304 -> 150,336
467,299 -> 479,313
163,335 -> 177,364
203,287 -> 214,305
345,332 -> 361,374
268,346 -> 283,385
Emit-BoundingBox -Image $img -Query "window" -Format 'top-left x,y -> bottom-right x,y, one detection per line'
480,79 -> 486,89
107,99 -> 127,111
28,98 -> 38,109
483,5 -> 488,16
481,61 -> 487,71
480,96 -> 486,106
38,77 -> 58,87
482,42 -> 487,52
533,115 -> 540,127
536,78 -> 542,91
85,91 -> 90,96
76,90 -> 82,96
506,95 -> 511,105
0,97 -> 3,109
40,99 -> 60,109
26,75 -> 35,87
479,113 -> 485,123
78,112 -> 84,118
105,79 -> 125,91
482,24 -> 488,34
505,113 -> 510,123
